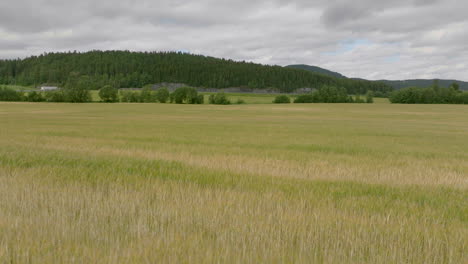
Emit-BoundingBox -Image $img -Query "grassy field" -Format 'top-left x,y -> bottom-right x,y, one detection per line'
0,102 -> 466,263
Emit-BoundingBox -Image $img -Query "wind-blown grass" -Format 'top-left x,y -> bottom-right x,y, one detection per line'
0,102 -> 466,263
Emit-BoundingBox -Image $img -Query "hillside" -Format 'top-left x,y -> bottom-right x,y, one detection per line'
0,51 -> 392,94
378,79 -> 468,90
286,64 -> 346,79
286,64 -> 468,90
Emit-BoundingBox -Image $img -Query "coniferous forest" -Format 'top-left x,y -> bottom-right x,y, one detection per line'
0,50 -> 392,94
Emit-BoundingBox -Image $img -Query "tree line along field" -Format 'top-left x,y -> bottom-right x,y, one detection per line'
0,84 -> 389,105
3,81 -> 467,105
0,102 -> 466,263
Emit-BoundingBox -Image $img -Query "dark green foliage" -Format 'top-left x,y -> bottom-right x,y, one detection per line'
208,93 -> 231,105
354,95 -> 365,103
155,87 -> 170,103
390,87 -> 420,104
98,85 -> 118,102
315,86 -> 350,103
63,73 -> 91,103
197,94 -> 204,104
171,87 -> 201,104
120,91 -> 140,103
450,82 -> 460,91
140,86 -> 156,103
389,85 -> 466,104
458,92 -> 468,104
294,94 -> 316,103
26,91 -> 44,102
286,64 -> 347,78
0,51 -> 393,94
380,79 -> 468,91
366,91 -> 374,103
43,90 -> 66,102
273,95 -> 291,104
373,91 -> 388,98
236,98 -> 245,104
0,86 -> 23,101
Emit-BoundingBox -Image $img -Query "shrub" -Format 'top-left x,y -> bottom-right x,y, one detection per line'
197,94 -> 204,104
316,86 -> 350,103
236,98 -> 245,104
389,86 -> 464,104
120,91 -> 140,103
140,86 -> 156,103
44,90 -> 66,102
209,93 -> 231,105
374,91 -> 388,98
365,91 -> 374,103
273,95 -> 291,104
155,87 -> 170,103
98,85 -> 119,102
26,91 -> 45,102
294,94 -> 316,103
63,73 -> 92,103
354,95 -> 365,103
0,87 -> 23,101
171,87 -> 201,104
458,92 -> 468,104
119,91 -> 130,102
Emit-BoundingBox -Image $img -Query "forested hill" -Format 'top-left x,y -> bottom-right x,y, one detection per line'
286,64 -> 468,90
286,64 -> 347,79
378,79 -> 468,90
0,51 -> 392,94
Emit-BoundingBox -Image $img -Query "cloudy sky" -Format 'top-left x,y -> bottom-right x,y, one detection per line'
0,0 -> 467,80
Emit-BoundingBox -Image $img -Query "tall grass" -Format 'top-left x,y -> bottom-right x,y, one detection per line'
0,102 -> 467,263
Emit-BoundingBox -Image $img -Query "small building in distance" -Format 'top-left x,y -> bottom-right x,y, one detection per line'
40,86 -> 59,91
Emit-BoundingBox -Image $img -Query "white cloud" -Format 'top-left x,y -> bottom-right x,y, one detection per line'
0,0 -> 467,81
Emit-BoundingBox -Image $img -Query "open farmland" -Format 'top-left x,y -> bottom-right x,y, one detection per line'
0,102 -> 467,263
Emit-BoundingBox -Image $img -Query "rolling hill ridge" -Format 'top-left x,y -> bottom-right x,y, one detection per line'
0,51 -> 392,94
286,64 -> 468,90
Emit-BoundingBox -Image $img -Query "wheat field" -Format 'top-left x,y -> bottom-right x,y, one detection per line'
0,102 -> 467,263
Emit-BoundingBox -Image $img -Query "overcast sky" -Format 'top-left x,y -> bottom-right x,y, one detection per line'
0,0 -> 467,80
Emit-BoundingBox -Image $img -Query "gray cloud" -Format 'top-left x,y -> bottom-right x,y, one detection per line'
0,0 -> 467,81
321,4 -> 374,27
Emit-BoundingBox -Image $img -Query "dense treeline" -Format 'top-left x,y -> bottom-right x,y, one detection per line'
273,95 -> 291,103
1,84 -> 374,105
0,83 -> 91,103
0,50 -> 393,94
209,93 -> 232,105
286,64 -> 346,78
293,86 -> 373,103
389,82 -> 468,104
0,85 -> 202,104
0,86 -> 23,101
381,79 -> 468,91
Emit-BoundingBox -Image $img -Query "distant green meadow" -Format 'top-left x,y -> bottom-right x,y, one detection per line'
0,102 -> 466,263
1,84 -> 36,91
